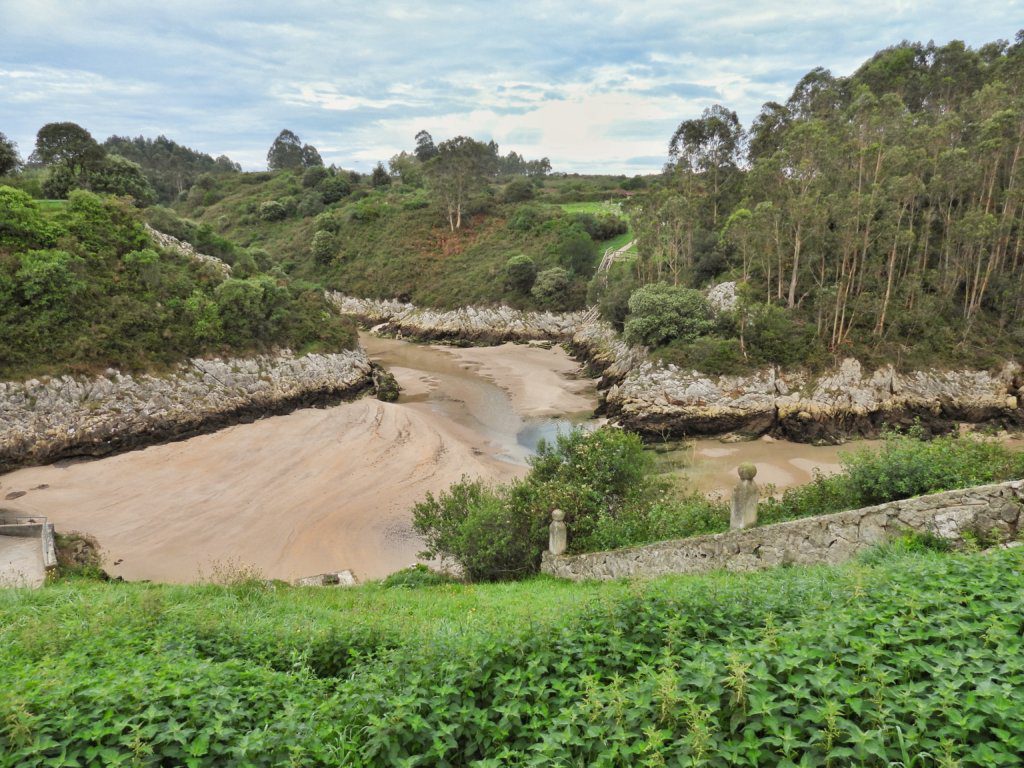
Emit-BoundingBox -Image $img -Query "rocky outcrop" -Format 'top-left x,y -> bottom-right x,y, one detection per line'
0,350 -> 373,472
326,293 -> 584,344
328,294 -> 1023,443
542,480 -> 1024,581
145,225 -> 232,278
606,358 -> 1023,443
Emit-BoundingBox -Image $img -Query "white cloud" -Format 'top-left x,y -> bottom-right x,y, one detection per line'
0,0 -> 1019,171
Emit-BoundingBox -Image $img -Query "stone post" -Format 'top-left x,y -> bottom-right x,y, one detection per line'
548,509 -> 567,555
730,463 -> 759,530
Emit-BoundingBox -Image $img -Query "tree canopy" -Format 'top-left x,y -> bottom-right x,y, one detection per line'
267,129 -> 323,171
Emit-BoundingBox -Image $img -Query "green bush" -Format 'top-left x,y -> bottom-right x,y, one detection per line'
504,254 -> 536,293
380,564 -> 457,589
302,165 -> 329,188
412,428 -> 718,580
623,282 -> 713,347
319,175 -> 351,204
503,177 -> 534,202
761,431 -> 1024,523
655,335 -> 747,374
531,266 -> 571,309
258,200 -> 287,221
310,230 -> 335,264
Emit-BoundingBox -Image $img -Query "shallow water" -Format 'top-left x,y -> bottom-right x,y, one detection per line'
360,334 -> 593,465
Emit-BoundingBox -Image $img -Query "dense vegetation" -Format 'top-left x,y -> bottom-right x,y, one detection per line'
0,186 -> 355,379
613,33 -> 1024,372
169,166 -> 632,309
414,428 -> 1024,581
3,548 -> 1023,765
760,429 -> 1024,525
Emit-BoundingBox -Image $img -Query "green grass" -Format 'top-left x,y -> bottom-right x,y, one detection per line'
559,200 -> 635,254
3,548 -> 1024,765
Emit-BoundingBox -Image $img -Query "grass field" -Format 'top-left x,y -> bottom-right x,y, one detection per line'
559,200 -> 636,255
3,548 -> 1023,766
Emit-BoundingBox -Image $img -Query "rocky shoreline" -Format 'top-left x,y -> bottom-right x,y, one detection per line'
329,294 -> 1024,444
0,350 -> 374,473
326,293 -> 583,344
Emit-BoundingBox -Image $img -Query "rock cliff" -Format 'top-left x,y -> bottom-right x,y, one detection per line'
329,294 -> 1023,443
606,357 -> 1022,443
0,350 -> 373,472
326,293 -> 583,344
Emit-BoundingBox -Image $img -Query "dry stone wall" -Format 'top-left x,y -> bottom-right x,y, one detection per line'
0,350 -> 373,472
542,481 -> 1024,581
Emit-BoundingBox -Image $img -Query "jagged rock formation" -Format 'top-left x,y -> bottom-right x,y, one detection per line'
607,357 -> 1023,443
324,295 -> 1024,443
543,480 -> 1024,580
145,225 -> 232,278
326,293 -> 583,344
0,350 -> 373,471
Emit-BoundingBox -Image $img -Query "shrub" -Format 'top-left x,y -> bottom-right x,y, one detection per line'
655,336 -> 747,374
0,185 -> 56,248
504,254 -> 537,293
744,302 -> 820,367
380,564 -> 457,589
258,200 -> 287,221
571,211 -> 628,241
318,175 -> 351,204
413,479 -> 545,581
531,266 -> 571,309
760,431 -> 1024,523
296,191 -> 324,218
557,224 -> 598,273
623,282 -> 713,347
508,203 -> 556,232
302,165 -> 329,188
311,230 -> 335,264
412,428 -> 699,580
503,177 -> 534,202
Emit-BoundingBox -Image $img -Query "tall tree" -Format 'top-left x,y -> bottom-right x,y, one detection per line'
31,122 -> 104,176
0,132 -> 20,176
425,136 -> 494,231
267,129 -> 321,171
668,105 -> 744,226
414,130 -> 438,162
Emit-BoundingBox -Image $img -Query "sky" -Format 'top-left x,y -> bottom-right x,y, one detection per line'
0,1 -> 1020,174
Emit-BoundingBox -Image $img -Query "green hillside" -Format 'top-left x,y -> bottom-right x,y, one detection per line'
2,548 -> 1022,766
0,186 -> 356,380
168,170 -> 634,310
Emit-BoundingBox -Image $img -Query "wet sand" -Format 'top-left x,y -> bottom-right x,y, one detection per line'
0,338 -> 598,584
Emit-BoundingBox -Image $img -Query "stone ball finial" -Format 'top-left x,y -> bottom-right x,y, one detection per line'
738,463 -> 757,481
551,508 -> 565,522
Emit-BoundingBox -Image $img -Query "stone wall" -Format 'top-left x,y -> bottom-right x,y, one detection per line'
0,350 -> 373,472
541,481 -> 1024,581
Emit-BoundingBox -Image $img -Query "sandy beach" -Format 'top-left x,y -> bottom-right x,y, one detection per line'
0,339 -> 598,583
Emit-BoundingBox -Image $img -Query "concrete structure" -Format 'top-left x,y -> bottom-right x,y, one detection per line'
0,512 -> 57,588
542,480 -> 1024,581
730,463 -> 759,530
548,509 -> 567,556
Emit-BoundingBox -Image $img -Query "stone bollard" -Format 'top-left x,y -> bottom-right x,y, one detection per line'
548,509 -> 567,555
730,463 -> 759,530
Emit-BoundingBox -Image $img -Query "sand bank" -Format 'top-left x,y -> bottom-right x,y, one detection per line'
0,339 -> 598,583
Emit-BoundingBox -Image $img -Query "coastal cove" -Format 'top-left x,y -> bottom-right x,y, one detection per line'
0,333 -> 953,583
